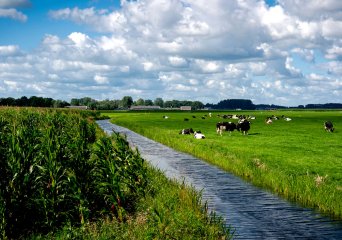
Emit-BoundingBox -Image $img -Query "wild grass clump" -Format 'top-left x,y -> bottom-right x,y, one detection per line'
0,107 -> 147,239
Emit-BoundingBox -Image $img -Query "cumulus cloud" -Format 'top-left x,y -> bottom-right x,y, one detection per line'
0,8 -> 27,21
0,45 -> 20,56
0,0 -> 30,8
0,0 -> 30,21
1,0 -> 341,106
94,74 -> 109,84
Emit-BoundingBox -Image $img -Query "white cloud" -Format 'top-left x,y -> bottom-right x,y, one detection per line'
0,0 -> 30,8
168,56 -> 188,67
291,48 -> 315,62
0,45 -> 20,56
0,8 -> 27,21
278,0 -> 342,21
325,45 -> 342,60
1,0 -> 342,106
94,74 -> 109,84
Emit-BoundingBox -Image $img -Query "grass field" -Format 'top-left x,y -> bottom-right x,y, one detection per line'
106,110 -> 342,219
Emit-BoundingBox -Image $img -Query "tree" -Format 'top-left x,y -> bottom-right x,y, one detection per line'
144,99 -> 153,106
121,96 -> 133,108
52,100 -> 70,108
135,98 -> 145,106
216,99 -> 255,110
191,101 -> 204,110
15,96 -> 28,106
154,98 -> 164,107
70,98 -> 80,106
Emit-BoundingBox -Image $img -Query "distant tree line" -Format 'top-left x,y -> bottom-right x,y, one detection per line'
304,103 -> 342,109
206,99 -> 256,110
70,96 -> 205,110
0,96 -> 204,110
1,96 -> 341,110
0,96 -> 70,108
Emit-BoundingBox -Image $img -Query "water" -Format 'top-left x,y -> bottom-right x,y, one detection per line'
97,120 -> 342,239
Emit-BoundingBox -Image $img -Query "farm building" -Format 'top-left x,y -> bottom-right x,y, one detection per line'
180,106 -> 192,111
65,105 -> 88,110
130,105 -> 161,110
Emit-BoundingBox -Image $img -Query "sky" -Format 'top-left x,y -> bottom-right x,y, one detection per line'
0,0 -> 341,106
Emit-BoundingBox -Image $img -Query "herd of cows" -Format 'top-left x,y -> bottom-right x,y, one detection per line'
172,113 -> 335,139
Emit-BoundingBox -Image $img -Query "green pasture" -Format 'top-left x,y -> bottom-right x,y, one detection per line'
106,110 -> 342,219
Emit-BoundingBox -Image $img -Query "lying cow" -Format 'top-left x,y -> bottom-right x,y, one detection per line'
216,122 -> 236,136
324,121 -> 334,132
265,117 -> 273,124
236,119 -> 251,135
194,131 -> 205,139
179,128 -> 194,134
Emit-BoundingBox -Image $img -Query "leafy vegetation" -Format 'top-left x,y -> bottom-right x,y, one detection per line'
0,107 -> 231,239
107,110 -> 342,219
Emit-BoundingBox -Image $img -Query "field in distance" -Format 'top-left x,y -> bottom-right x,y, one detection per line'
104,110 -> 342,219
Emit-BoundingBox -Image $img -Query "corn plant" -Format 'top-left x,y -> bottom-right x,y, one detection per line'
0,107 -> 148,239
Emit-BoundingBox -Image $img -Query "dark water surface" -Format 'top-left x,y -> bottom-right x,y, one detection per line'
97,120 -> 342,239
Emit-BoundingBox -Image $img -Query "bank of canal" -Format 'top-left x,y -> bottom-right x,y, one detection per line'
97,120 -> 342,239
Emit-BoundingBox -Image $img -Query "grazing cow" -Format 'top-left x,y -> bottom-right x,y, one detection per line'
194,131 -> 205,139
192,115 -> 196,118
283,117 -> 292,121
216,122 -> 236,136
236,119 -> 251,135
324,121 -> 334,132
179,128 -> 194,134
201,117 -> 206,119
162,115 -> 169,119
184,118 -> 189,121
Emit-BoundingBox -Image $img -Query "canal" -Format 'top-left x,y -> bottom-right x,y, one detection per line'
97,120 -> 342,239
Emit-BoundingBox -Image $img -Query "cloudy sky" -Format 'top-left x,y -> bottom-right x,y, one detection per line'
0,0 -> 341,106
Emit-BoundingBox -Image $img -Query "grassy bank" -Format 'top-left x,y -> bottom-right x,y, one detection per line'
32,166 -> 231,239
0,107 -> 231,239
106,110 -> 342,219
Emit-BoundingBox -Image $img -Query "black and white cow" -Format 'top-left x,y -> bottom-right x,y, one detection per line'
179,128 -> 194,134
236,119 -> 251,135
216,122 -> 236,136
324,121 -> 334,132
265,117 -> 273,124
194,131 -> 205,139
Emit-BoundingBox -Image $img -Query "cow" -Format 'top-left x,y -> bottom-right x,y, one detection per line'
216,122 -> 236,136
194,131 -> 205,139
324,121 -> 334,132
162,115 -> 169,119
184,118 -> 189,121
179,128 -> 194,134
236,119 -> 251,135
265,117 -> 273,124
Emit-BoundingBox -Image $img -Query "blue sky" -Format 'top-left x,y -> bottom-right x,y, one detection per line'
0,0 -> 341,106
0,0 -> 121,49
